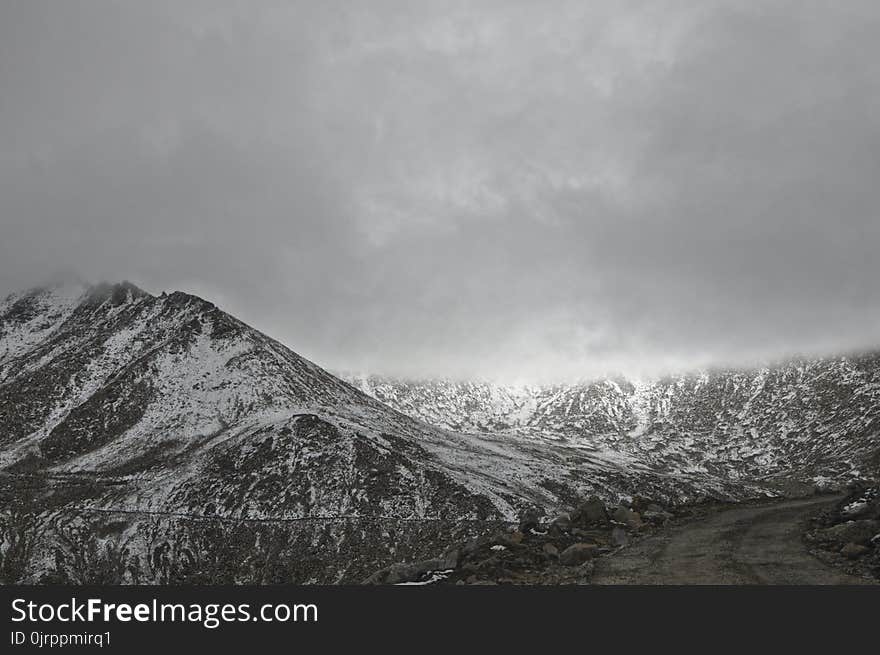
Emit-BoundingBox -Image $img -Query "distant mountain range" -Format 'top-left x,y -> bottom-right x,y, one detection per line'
1,279 -> 877,582
345,361 -> 880,485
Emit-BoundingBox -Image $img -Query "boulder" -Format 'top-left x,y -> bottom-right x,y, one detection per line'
610,526 -> 630,548
363,549 -> 460,584
612,506 -> 644,530
542,543 -> 559,557
559,543 -> 599,566
572,528 -> 608,544
575,560 -> 596,584
548,513 -> 572,537
518,508 -> 542,534
629,496 -> 657,513
495,534 -> 524,550
841,501 -> 870,520
841,497 -> 880,521
643,508 -> 674,525
840,543 -> 870,560
816,520 -> 880,547
441,548 -> 460,569
571,498 -> 608,526
364,558 -> 444,585
461,538 -> 481,556
778,480 -> 817,499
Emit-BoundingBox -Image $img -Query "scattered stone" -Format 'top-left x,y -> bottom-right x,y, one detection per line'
543,543 -> 559,557
572,528 -> 607,543
840,543 -> 870,559
462,538 -> 481,556
841,501 -> 872,520
841,497 -> 880,521
816,520 -> 880,546
778,479 -> 817,499
574,560 -> 595,583
365,558 -> 446,585
559,543 -> 599,566
441,548 -> 460,569
475,556 -> 501,571
571,498 -> 608,526
610,526 -> 630,547
548,513 -> 572,536
612,506 -> 644,530
518,508 -> 541,534
629,496 -> 656,513
643,508 -> 674,524
364,547 -> 461,584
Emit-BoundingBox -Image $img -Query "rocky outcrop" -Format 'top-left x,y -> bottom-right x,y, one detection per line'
805,485 -> 880,580
363,497 -> 676,585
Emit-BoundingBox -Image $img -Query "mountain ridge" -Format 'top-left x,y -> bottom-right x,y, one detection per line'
344,357 -> 880,485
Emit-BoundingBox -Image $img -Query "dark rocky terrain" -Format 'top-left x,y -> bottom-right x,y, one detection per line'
804,484 -> 880,581
365,493 -> 878,585
364,496 -> 674,585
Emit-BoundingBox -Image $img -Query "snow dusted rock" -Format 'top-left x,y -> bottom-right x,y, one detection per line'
547,513 -> 572,538
517,507 -> 541,533
364,549 -> 459,585
840,487 -> 880,520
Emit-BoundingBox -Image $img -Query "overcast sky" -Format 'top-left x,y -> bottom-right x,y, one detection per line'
1,1 -> 879,381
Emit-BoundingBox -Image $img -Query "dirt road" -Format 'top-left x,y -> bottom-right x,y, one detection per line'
592,496 -> 874,584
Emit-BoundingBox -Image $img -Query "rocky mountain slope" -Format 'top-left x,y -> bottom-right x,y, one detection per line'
0,281 -> 525,518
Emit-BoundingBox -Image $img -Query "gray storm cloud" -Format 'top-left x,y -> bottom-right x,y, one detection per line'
1,0 -> 879,381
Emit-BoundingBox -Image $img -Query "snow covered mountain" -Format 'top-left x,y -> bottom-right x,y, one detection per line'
0,280 -> 523,519
3,279 -> 876,582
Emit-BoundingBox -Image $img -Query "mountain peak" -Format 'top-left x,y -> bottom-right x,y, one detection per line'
85,280 -> 153,305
